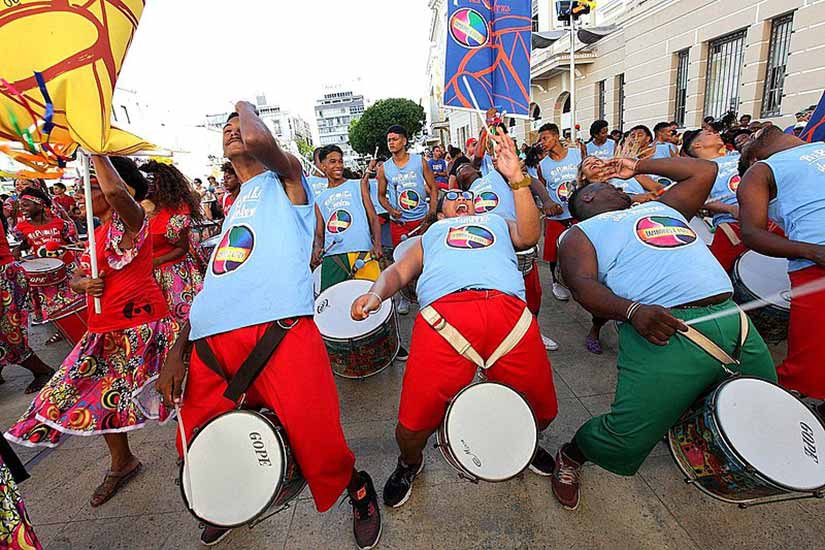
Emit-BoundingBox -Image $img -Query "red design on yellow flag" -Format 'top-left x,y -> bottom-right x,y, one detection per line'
0,0 -> 151,157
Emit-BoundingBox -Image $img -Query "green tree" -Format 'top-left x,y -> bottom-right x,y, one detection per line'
295,137 -> 314,160
348,98 -> 426,158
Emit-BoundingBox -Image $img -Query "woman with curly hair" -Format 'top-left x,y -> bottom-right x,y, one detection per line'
140,161 -> 205,323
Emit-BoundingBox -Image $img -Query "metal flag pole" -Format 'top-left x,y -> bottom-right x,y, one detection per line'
461,75 -> 498,157
569,12 -> 577,143
81,151 -> 102,314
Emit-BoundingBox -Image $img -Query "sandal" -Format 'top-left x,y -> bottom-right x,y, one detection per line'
585,336 -> 603,355
90,460 -> 142,508
45,332 -> 64,345
25,368 -> 55,394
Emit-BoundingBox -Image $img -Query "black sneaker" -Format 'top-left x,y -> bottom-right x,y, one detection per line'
382,458 -> 423,508
200,526 -> 232,546
395,346 -> 409,362
349,471 -> 382,550
528,446 -> 556,476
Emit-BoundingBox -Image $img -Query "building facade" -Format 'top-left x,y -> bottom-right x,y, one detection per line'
314,89 -> 366,166
206,95 -> 313,149
428,0 -> 824,147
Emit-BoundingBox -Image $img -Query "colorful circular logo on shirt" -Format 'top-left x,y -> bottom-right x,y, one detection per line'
557,182 -> 574,203
728,174 -> 741,193
449,8 -> 490,49
474,191 -> 499,213
635,216 -> 697,249
212,225 -> 255,276
399,190 -> 421,211
446,225 -> 496,250
326,210 -> 352,234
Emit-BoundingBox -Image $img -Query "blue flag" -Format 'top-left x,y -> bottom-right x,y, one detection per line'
801,91 -> 825,143
443,0 -> 532,118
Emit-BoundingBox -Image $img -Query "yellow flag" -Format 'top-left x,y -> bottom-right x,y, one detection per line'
0,0 -> 151,155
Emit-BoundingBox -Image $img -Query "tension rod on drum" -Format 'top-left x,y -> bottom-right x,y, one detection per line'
736,491 -> 825,509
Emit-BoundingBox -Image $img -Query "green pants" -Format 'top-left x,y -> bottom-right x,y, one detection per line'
575,300 -> 777,476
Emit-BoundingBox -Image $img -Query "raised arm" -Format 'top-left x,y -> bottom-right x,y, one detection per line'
490,133 -> 541,249
422,156 -> 438,218
235,101 -> 306,205
91,156 -> 144,233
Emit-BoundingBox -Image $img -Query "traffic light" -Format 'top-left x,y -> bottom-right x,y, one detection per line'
557,1 -> 596,22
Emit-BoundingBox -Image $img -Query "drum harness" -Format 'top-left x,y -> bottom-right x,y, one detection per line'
717,222 -> 742,247
419,303 -> 533,371
680,309 -> 748,376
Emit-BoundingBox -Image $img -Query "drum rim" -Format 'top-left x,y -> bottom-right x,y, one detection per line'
179,409 -> 288,528
711,376 -> 825,494
315,282 -> 394,336
392,235 -> 422,262
440,381 -> 538,482
20,258 -> 65,270
732,252 -> 791,311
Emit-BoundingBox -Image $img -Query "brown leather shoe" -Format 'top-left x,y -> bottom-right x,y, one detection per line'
551,447 -> 582,510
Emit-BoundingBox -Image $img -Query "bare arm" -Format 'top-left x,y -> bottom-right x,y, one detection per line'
312,205 -> 324,266
489,133 -> 541,249
153,238 -> 187,267
91,155 -> 144,233
705,200 -> 738,218
377,164 -> 400,218
235,101 -> 306,205
634,174 -> 665,193
351,240 -> 424,320
533,165 -> 563,217
422,157 -> 438,217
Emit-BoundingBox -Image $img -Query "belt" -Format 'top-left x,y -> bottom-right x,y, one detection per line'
420,305 -> 533,370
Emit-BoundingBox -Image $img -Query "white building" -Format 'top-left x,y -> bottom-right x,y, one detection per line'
314,88 -> 366,166
205,94 -> 314,151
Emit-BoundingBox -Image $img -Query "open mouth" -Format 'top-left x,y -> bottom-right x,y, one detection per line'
456,203 -> 469,213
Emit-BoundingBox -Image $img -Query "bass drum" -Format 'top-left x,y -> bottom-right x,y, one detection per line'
393,236 -> 422,303
732,251 -> 791,344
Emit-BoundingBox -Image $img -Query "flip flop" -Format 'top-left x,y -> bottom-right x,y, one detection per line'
25,368 -> 55,394
585,336 -> 603,355
90,460 -> 142,508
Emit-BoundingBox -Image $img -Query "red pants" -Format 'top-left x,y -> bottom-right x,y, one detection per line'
399,291 -> 558,433
523,263 -> 542,316
709,223 -> 746,273
777,266 -> 825,399
543,219 -> 574,263
390,219 -> 425,247
179,319 -> 355,512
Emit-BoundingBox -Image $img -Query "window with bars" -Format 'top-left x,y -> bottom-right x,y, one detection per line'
616,74 -> 625,130
531,0 -> 539,32
704,30 -> 747,119
762,12 -> 794,117
597,80 -> 606,121
674,49 -> 689,127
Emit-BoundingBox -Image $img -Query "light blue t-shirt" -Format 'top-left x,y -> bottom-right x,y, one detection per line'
576,202 -> 733,307
469,170 -> 515,221
652,142 -> 677,160
416,214 -> 525,308
316,179 -> 372,254
189,171 -> 316,340
586,140 -> 616,161
428,158 -> 448,186
307,175 -> 328,200
479,156 -> 495,177
526,166 -> 539,179
384,153 -> 429,222
368,179 -> 387,216
760,143 -> 825,272
539,147 -> 582,220
609,177 -> 645,195
705,152 -> 741,228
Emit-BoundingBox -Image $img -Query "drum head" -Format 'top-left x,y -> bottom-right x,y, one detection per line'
183,410 -> 285,527
393,236 -> 422,263
315,279 -> 392,339
715,378 -> 825,492
21,258 -> 64,272
688,217 -> 714,246
735,251 -> 791,310
445,383 -> 537,481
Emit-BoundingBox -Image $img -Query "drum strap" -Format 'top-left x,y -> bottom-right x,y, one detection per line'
194,320 -> 293,404
718,223 -> 742,247
420,305 -> 533,370
680,310 -> 749,374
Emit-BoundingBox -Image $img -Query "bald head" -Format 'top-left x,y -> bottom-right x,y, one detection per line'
738,125 -> 804,176
569,182 -> 632,221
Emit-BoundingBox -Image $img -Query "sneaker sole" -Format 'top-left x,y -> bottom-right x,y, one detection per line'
553,488 -> 581,511
385,462 -> 424,509
528,464 -> 553,477
356,521 -> 382,550
201,529 -> 232,547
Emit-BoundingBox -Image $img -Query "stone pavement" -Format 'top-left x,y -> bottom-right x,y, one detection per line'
2,262 -> 824,549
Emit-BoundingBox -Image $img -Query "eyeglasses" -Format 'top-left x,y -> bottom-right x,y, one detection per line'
444,191 -> 474,201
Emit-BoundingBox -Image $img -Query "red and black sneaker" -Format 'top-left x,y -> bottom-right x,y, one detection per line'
551,446 -> 582,511
349,471 -> 382,550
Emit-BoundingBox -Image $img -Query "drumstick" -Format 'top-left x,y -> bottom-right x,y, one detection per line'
176,403 -> 195,512
320,237 -> 342,257
685,275 -> 825,326
400,223 -> 425,241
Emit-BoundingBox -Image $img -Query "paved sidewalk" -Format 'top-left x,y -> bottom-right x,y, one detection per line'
2,262 -> 823,549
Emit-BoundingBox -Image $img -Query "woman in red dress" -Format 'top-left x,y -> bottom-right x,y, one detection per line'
6,156 -> 180,508
141,161 -> 205,323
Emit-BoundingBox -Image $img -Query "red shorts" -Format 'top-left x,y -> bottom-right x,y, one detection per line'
523,263 -> 542,316
179,319 -> 355,512
390,219 -> 425,247
543,219 -> 574,263
777,265 -> 825,399
709,223 -> 746,273
399,291 -> 558,433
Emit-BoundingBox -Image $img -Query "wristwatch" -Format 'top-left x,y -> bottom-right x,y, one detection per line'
508,175 -> 533,191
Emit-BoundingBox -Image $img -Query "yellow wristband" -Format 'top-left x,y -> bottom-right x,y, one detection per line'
508,175 -> 532,191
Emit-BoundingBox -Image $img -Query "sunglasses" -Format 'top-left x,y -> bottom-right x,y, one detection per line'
445,191 -> 474,201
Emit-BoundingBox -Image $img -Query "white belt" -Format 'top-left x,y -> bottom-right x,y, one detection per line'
419,304 -> 533,370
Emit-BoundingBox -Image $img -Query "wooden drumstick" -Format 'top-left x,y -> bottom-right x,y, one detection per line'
176,403 -> 195,512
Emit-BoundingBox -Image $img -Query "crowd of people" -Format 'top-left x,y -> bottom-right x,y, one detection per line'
0,99 -> 820,550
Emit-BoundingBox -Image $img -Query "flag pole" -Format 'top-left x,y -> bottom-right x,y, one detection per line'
569,12 -> 577,143
81,151 -> 102,314
461,76 -> 497,156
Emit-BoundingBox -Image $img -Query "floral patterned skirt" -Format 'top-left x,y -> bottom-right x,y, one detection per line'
0,460 -> 41,550
153,254 -> 204,323
5,316 -> 180,448
0,263 -> 33,369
